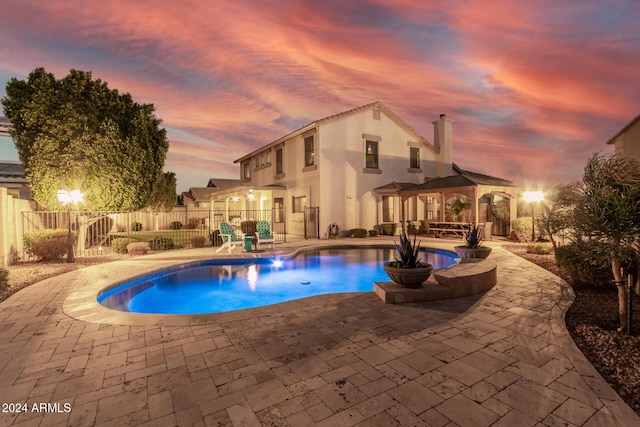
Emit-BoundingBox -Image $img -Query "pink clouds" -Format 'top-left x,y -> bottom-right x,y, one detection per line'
0,0 -> 636,191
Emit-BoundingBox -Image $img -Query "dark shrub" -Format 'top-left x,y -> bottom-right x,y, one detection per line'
191,236 -> 207,248
350,228 -> 368,238
526,242 -> 554,255
368,229 -> 379,237
149,236 -> 175,251
380,223 -> 397,236
556,240 -> 638,286
131,221 -> 143,231
23,229 -> 72,261
170,221 -> 183,230
0,268 -> 9,290
111,237 -> 135,254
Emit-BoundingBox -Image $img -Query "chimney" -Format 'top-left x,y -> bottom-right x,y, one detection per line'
433,114 -> 453,177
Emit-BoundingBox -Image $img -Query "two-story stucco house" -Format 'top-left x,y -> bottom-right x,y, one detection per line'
209,101 -> 518,237
607,113 -> 640,162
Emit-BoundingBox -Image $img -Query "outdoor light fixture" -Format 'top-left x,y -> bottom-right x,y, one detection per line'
57,189 -> 83,263
523,190 -> 544,242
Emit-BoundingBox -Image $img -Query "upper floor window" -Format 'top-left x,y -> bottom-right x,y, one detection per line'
304,136 -> 315,166
242,161 -> 251,180
276,148 -> 283,174
365,140 -> 378,169
409,147 -> 420,169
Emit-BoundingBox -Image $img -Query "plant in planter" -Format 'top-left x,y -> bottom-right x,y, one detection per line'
383,233 -> 434,288
454,224 -> 492,260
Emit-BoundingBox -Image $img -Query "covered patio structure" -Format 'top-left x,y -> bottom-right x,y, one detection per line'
397,169 -> 520,237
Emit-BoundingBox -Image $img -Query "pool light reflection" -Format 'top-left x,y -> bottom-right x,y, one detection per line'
272,258 -> 283,268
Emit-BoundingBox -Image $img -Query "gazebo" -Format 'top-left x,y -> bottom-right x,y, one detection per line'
397,168 -> 520,236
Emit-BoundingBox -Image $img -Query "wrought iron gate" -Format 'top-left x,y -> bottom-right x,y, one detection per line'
304,207 -> 319,239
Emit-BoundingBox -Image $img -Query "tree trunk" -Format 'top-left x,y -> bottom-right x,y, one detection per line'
612,258 -> 629,332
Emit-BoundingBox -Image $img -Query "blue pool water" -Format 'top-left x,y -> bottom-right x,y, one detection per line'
98,248 -> 459,314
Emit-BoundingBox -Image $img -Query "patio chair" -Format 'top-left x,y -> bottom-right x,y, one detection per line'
216,222 -> 243,253
255,221 -> 276,250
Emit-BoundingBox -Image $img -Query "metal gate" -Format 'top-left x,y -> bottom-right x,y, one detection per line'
304,206 -> 319,239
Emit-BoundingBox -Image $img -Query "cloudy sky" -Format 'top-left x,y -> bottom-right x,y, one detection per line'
1,0 -> 638,192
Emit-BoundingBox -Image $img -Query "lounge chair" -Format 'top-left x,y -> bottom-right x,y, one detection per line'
216,222 -> 243,253
255,221 -> 275,250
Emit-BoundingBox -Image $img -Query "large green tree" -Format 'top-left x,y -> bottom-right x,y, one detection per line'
574,153 -> 640,332
2,67 -> 170,211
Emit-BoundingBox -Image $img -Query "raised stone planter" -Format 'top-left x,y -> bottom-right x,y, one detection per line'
374,259 -> 497,304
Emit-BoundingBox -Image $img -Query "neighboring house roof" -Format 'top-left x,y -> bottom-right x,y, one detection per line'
0,117 -> 10,137
234,101 -> 437,163
606,113 -> 640,145
206,178 -> 242,190
0,161 -> 26,179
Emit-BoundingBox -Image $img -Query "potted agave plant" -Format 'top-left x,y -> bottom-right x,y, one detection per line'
383,233 -> 434,288
454,223 -> 492,261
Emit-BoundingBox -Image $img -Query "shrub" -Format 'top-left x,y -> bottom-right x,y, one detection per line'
0,268 -> 9,290
555,240 -> 638,286
131,221 -> 143,231
368,229 -> 379,237
191,236 -> 207,248
419,220 -> 430,234
526,242 -> 554,255
127,242 -> 150,256
23,229 -> 72,261
510,217 -> 534,242
149,236 -> 175,251
380,223 -> 397,236
111,237 -> 135,254
350,228 -> 368,238
170,221 -> 183,230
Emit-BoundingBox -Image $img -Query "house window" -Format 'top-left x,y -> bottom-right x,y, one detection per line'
292,196 -> 306,213
382,196 -> 394,222
304,136 -> 315,167
276,148 -> 283,174
255,157 -> 260,168
365,140 -> 378,169
427,211 -> 433,220
243,161 -> 251,180
410,147 -> 420,169
373,108 -> 380,120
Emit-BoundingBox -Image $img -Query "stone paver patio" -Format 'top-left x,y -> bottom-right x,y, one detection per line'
0,237 -> 638,426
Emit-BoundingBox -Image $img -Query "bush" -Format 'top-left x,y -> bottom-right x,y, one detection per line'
368,229 -> 379,237
526,242 -> 554,255
555,240 -> 638,286
380,223 -> 397,236
127,242 -> 150,255
350,228 -> 368,238
111,237 -> 135,254
0,268 -> 9,290
510,217 -> 534,242
149,236 -> 175,251
131,221 -> 143,231
191,236 -> 207,248
23,229 -> 72,261
170,221 -> 183,230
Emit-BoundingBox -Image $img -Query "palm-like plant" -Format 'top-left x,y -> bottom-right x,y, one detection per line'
393,233 -> 428,268
463,224 -> 483,249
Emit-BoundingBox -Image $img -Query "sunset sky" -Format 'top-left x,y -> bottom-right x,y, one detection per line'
1,0 -> 638,192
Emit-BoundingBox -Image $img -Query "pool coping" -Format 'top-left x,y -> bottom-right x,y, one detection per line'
63,243 -> 459,326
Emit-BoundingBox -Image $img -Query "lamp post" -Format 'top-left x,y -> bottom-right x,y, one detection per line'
523,190 -> 544,242
57,189 -> 83,263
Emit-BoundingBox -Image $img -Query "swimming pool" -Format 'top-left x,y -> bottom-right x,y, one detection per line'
98,247 -> 459,314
